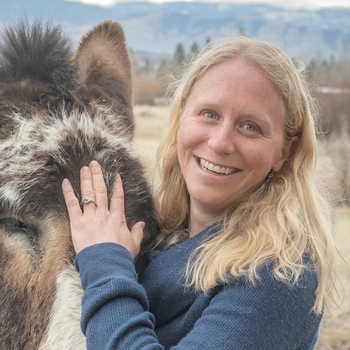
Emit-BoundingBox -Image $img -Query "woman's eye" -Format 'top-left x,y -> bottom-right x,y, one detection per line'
243,123 -> 261,133
203,111 -> 217,120
245,124 -> 256,131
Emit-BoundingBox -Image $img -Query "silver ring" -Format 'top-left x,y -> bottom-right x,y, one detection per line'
81,197 -> 97,206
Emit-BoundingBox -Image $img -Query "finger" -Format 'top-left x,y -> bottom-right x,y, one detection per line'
129,221 -> 145,258
62,178 -> 83,219
110,174 -> 125,217
80,166 -> 97,211
131,221 -> 145,250
89,160 -> 108,208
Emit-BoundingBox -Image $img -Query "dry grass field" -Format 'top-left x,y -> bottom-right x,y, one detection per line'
134,105 -> 350,350
316,206 -> 350,350
134,104 -> 169,178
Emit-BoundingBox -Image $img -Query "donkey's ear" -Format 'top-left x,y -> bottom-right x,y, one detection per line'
74,21 -> 133,110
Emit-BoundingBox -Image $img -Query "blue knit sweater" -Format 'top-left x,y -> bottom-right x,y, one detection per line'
75,224 -> 321,350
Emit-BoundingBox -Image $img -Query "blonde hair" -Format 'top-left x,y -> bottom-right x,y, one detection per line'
154,35 -> 337,313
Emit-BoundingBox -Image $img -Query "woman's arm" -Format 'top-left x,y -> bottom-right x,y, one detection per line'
62,160 -> 163,349
75,243 -> 163,350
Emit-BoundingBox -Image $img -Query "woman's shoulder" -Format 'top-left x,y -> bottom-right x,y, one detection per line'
185,256 -> 321,350
218,255 -> 319,312
226,254 -> 317,287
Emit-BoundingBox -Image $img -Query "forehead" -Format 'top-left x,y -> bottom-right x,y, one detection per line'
187,59 -> 285,116
193,59 -> 279,97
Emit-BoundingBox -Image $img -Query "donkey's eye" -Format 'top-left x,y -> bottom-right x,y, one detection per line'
0,218 -> 38,243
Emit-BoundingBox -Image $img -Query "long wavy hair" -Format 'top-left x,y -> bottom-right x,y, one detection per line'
154,35 -> 337,313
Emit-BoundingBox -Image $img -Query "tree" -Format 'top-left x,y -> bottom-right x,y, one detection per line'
205,37 -> 212,49
238,28 -> 246,36
173,42 -> 185,67
190,41 -> 200,56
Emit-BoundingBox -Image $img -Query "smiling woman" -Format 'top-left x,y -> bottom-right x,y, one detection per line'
63,33 -> 339,350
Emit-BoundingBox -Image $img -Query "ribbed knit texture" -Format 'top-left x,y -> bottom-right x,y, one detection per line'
75,224 -> 321,350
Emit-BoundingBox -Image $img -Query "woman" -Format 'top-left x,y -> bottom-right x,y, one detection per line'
62,35 -> 337,349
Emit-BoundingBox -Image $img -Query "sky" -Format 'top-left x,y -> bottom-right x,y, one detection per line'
66,0 -> 350,9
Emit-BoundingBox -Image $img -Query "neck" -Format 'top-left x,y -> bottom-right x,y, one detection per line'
188,202 -> 221,237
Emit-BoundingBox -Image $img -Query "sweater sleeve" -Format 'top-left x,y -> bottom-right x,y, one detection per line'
76,243 -> 163,350
75,243 -> 321,350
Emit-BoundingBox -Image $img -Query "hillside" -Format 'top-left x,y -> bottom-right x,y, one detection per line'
1,0 -> 349,61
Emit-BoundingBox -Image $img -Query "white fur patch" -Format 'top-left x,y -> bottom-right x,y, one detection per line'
0,183 -> 21,207
40,266 -> 86,350
0,108 -> 138,212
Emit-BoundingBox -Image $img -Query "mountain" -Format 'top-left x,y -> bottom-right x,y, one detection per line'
1,0 -> 349,61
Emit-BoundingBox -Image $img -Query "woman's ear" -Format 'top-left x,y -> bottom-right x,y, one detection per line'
273,136 -> 300,172
288,136 -> 300,158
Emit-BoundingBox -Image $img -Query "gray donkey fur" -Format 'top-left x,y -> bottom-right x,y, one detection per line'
0,20 -> 159,349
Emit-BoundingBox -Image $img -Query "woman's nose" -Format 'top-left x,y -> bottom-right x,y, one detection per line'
208,125 -> 235,154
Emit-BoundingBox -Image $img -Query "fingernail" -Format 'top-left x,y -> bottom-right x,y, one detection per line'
62,178 -> 70,186
81,166 -> 90,174
90,160 -> 99,169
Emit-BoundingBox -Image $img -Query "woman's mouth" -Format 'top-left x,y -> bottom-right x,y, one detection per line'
199,158 -> 239,175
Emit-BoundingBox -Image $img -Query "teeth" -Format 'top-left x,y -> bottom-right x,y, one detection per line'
200,159 -> 235,175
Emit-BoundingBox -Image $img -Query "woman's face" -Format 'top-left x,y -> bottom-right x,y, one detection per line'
177,59 -> 292,219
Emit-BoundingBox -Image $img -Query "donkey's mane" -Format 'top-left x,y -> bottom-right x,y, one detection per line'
0,20 -> 76,93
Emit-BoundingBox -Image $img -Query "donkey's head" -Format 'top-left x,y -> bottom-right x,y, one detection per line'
0,20 -> 159,349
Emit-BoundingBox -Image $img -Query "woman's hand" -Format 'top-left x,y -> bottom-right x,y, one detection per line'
62,160 -> 144,258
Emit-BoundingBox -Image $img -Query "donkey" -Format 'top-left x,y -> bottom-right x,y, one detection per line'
0,20 -> 159,349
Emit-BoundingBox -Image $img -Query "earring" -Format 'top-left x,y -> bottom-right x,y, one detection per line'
266,170 -> 274,183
